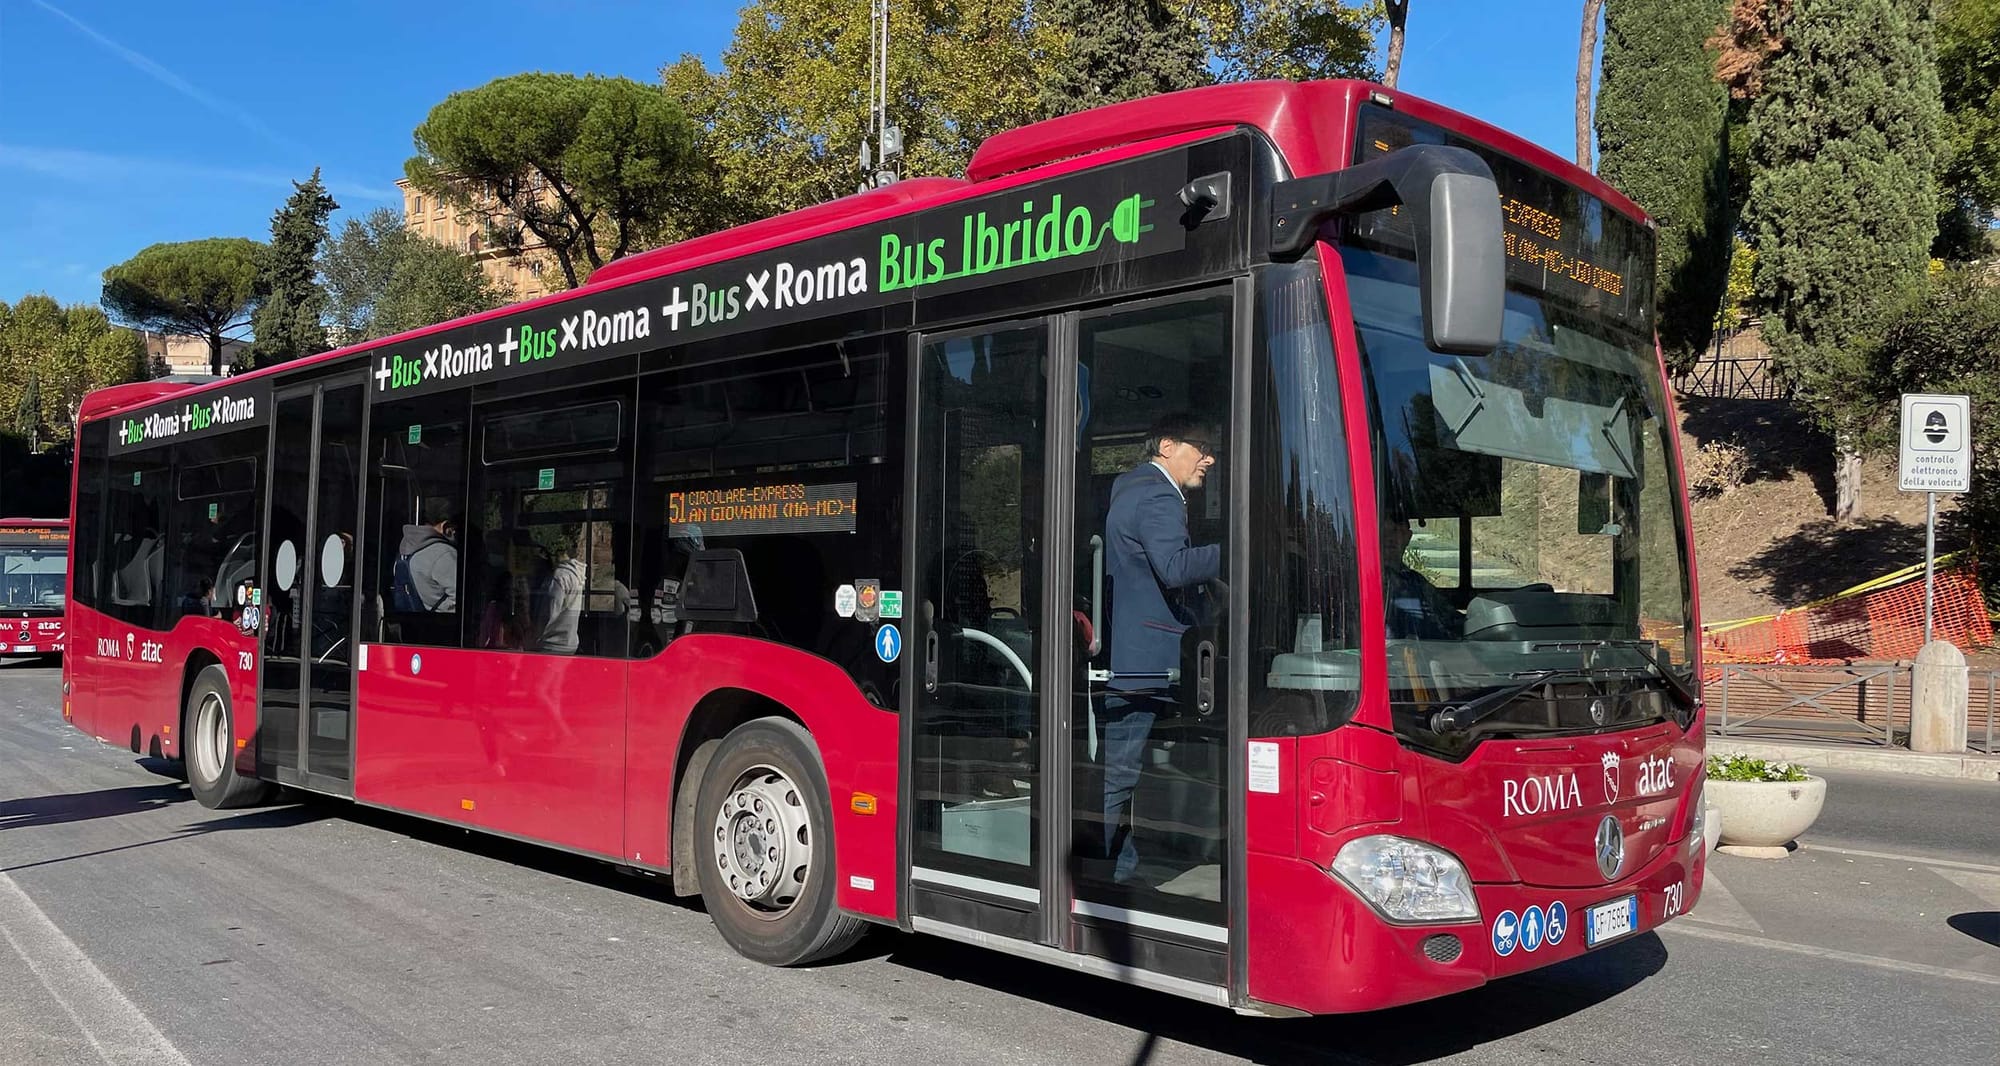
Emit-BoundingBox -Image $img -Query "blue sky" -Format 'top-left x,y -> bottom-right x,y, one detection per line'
0,0 -> 1597,308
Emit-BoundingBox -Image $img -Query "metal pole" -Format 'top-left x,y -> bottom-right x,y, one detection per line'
1923,491 -> 1937,646
1719,666 -> 1729,734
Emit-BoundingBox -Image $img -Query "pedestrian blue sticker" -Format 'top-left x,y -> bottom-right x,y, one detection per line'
874,624 -> 901,663
1520,904 -> 1546,952
1491,910 -> 1519,957
1545,901 -> 1569,946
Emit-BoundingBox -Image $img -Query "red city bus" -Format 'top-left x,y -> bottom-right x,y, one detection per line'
2,518 -> 69,658
62,80 -> 1704,1015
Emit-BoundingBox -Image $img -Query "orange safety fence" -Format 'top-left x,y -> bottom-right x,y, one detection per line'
1703,552 -> 1994,666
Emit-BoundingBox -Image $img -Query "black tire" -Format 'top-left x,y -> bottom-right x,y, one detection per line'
693,717 -> 867,966
184,664 -> 271,809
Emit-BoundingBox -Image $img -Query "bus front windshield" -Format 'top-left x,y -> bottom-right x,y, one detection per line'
1,544 -> 67,611
1342,245 -> 1695,751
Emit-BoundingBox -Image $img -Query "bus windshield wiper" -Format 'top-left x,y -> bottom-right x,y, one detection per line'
1428,670 -> 1591,734
1533,638 -> 1699,711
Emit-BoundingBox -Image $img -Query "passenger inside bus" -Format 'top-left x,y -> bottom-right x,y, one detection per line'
529,524 -> 587,654
1099,413 -> 1221,886
394,499 -> 460,613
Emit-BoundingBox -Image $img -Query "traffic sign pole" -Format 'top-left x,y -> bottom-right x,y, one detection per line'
1898,392 -> 1970,650
1924,491 -> 1936,646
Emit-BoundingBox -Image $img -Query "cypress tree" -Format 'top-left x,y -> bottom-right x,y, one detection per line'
1744,0 -> 1943,517
249,169 -> 339,367
1039,0 -> 1208,117
1595,0 -> 1735,373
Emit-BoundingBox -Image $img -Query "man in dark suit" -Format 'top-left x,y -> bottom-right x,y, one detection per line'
1099,413 -> 1222,885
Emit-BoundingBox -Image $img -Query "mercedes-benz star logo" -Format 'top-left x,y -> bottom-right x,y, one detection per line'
1595,814 -> 1626,880
1589,698 -> 1608,726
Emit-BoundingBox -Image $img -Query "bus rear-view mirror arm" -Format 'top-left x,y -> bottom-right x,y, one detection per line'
1269,144 -> 1505,355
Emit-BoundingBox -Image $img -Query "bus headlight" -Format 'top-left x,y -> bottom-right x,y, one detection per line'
1330,835 -> 1480,924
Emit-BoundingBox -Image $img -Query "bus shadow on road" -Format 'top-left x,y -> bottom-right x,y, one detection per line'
314,796 -> 697,908
0,781 -> 190,832
1947,912 -> 1999,948
876,930 -> 1670,1065
1,796 -> 330,874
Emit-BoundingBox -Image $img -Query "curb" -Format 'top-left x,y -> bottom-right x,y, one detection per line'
1703,736 -> 2000,782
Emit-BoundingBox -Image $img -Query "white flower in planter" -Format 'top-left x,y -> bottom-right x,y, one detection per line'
1705,753 -> 1826,849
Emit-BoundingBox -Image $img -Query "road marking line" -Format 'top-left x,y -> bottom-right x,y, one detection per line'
1683,871 -> 1763,933
0,871 -> 191,1066
1807,844 -> 2000,875
1929,867 -> 2000,910
1659,922 -> 2000,987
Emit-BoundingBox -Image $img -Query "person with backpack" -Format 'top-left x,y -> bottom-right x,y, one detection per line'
394,500 -> 459,613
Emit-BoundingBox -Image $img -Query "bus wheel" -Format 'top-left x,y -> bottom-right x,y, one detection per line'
694,718 -> 866,966
184,664 -> 270,810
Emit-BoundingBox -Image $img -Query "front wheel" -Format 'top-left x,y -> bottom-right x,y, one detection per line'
184,664 -> 271,809
693,717 -> 867,965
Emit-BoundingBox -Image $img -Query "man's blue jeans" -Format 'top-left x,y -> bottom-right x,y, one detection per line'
1099,692 -> 1167,884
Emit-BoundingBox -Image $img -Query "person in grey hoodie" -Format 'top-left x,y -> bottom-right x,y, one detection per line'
396,499 -> 459,612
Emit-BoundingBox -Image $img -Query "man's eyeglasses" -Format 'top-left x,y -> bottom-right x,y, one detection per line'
1177,438 -> 1219,459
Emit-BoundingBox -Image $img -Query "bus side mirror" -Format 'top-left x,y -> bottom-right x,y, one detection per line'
1269,144 -> 1505,355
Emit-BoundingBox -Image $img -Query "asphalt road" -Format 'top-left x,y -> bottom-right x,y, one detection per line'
3,658 -> 1997,1066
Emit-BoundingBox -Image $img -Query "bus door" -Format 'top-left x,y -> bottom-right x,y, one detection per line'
909,318 -> 1052,944
909,284 -> 1242,996
258,375 -> 365,795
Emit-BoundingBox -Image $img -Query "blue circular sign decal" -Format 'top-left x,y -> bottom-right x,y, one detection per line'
1520,904 -> 1546,952
1491,910 -> 1519,957
875,624 -> 901,663
1546,901 -> 1569,946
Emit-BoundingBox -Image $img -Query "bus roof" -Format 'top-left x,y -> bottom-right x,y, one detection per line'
75,79 -> 1650,428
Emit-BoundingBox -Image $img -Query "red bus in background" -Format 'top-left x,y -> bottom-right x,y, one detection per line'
62,80 -> 1705,1015
2,518 -> 68,658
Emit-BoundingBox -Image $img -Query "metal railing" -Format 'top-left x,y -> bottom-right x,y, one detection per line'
1673,356 -> 1790,401
1710,662 -> 2000,754
1972,670 -> 1999,755
1708,663 -> 1906,747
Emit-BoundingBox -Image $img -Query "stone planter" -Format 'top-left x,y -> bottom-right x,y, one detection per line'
1707,776 -> 1826,848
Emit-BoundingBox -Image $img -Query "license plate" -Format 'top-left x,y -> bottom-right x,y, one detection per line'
1585,895 -> 1638,946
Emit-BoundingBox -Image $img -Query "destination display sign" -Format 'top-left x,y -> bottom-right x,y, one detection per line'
0,525 -> 66,544
110,376 -> 272,454
669,481 -> 859,538
1347,105 -> 1655,333
359,149 -> 1191,402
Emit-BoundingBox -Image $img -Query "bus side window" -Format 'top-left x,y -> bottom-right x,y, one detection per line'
364,390 -> 471,649
104,453 -> 169,629
467,386 -> 634,658
168,438 -> 263,621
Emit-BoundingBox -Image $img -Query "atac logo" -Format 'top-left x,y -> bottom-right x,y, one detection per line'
1602,751 -> 1621,803
1637,753 -> 1676,796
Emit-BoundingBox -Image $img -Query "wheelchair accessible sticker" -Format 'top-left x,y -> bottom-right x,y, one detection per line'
1546,901 -> 1569,946
875,624 -> 901,663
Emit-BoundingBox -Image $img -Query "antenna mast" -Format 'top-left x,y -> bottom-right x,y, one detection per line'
859,0 -> 900,193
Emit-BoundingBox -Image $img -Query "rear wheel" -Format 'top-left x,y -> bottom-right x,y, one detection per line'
694,717 -> 867,965
185,664 -> 270,809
